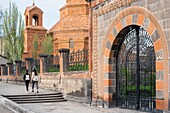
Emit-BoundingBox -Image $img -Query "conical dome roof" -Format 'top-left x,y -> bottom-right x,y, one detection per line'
48,0 -> 88,33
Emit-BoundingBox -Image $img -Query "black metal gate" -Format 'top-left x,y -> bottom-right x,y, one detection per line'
116,27 -> 156,111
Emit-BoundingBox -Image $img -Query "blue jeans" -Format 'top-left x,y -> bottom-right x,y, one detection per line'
32,81 -> 38,91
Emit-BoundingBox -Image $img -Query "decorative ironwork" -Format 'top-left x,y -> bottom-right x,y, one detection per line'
116,27 -> 156,111
45,55 -> 60,72
68,49 -> 88,71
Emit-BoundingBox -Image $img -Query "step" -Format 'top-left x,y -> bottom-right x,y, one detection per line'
2,92 -> 62,97
10,97 -> 65,101
4,94 -> 64,99
15,99 -> 67,104
2,92 -> 67,104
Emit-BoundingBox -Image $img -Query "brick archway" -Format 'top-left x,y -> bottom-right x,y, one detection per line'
102,6 -> 169,110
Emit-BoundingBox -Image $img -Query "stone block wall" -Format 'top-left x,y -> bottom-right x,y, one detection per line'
40,71 -> 92,103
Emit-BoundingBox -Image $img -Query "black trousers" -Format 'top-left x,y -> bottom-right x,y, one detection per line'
25,80 -> 30,91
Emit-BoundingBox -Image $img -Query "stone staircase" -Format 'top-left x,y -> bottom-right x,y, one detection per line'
2,92 -> 67,104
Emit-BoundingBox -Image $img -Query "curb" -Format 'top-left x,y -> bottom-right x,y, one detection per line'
0,96 -> 35,113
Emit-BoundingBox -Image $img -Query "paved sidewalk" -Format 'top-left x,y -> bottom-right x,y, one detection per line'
0,104 -> 14,113
0,82 -> 54,95
0,82 -> 145,113
21,102 -> 143,113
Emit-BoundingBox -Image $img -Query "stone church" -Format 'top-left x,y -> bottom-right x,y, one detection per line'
23,0 -> 89,59
48,0 -> 89,55
22,0 -> 170,112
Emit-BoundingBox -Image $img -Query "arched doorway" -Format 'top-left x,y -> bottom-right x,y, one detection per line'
116,25 -> 156,111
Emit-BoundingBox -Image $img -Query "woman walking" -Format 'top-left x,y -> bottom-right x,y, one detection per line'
31,68 -> 39,93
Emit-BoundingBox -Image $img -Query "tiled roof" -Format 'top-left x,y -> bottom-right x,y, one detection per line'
0,55 -> 10,64
24,5 -> 43,15
48,15 -> 88,33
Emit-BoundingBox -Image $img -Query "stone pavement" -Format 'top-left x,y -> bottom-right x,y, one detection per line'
0,82 -> 145,113
0,104 -> 14,113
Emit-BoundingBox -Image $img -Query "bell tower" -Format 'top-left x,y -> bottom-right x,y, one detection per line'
23,3 -> 47,60
24,2 -> 43,27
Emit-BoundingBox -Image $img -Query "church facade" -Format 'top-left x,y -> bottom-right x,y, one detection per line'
48,0 -> 89,55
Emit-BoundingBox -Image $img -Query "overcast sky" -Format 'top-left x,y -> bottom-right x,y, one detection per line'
0,0 -> 65,29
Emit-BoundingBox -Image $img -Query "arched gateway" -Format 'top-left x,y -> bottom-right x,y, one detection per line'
92,6 -> 169,111
116,25 -> 156,111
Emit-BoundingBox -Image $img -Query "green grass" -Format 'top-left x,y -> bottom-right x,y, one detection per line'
47,66 -> 60,72
68,64 -> 89,71
124,85 -> 155,96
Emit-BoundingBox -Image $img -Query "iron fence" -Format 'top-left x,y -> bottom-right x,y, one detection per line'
45,55 -> 60,72
11,64 -> 16,75
33,59 -> 40,73
20,62 -> 26,76
3,66 -> 8,75
68,49 -> 88,71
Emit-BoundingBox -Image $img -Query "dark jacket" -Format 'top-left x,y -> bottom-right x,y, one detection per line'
23,73 -> 31,82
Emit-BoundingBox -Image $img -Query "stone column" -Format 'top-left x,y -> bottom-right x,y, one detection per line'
59,52 -> 63,76
59,49 -> 70,72
39,54 -> 48,74
1,64 -> 7,82
1,64 -> 6,76
25,58 -> 34,73
7,62 -> 13,76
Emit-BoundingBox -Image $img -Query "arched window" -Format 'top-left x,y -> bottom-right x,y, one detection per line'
69,39 -> 74,49
32,14 -> 39,26
55,38 -> 59,43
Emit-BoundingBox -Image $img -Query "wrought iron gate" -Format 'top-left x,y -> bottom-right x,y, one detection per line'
116,27 -> 156,111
